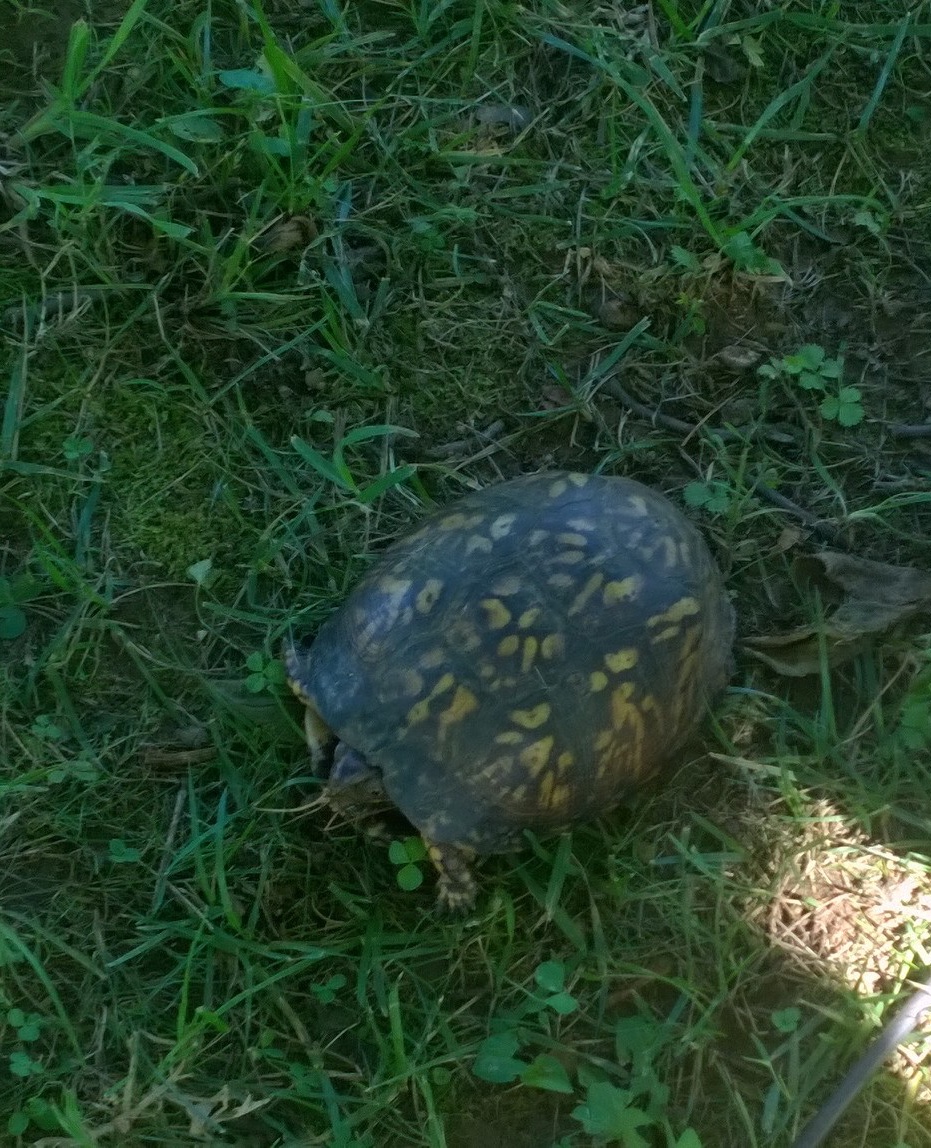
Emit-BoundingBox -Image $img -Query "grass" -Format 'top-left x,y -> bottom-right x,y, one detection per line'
2,0 -> 931,1143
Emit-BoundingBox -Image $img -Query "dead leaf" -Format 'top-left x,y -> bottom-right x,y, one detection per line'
702,43 -> 746,85
742,629 -> 874,677
743,551 -> 931,675
597,294 -> 642,330
714,344 -> 763,371
472,103 -> 533,132
541,383 -> 575,410
774,526 -> 805,555
802,551 -> 931,608
254,214 -> 317,252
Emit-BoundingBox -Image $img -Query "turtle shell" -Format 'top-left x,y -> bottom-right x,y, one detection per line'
289,470 -> 733,853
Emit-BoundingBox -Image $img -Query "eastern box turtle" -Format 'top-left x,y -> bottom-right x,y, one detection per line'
285,470 -> 734,910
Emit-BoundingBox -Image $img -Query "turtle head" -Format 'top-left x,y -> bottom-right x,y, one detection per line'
325,742 -> 392,821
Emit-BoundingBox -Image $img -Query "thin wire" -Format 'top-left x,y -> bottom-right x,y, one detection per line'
790,970 -> 931,1148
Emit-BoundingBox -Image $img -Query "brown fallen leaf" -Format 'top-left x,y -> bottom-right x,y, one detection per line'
254,214 -> 318,253
713,343 -> 763,372
743,551 -> 931,676
472,103 -> 533,132
540,383 -> 576,410
597,294 -> 643,331
702,43 -> 747,85
802,551 -> 931,609
773,526 -> 806,555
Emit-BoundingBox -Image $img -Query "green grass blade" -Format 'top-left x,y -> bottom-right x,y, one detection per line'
857,15 -> 912,132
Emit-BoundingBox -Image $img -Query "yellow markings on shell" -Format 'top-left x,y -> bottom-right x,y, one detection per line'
538,771 -> 571,810
490,513 -> 517,539
604,648 -> 638,674
548,572 -> 575,590
479,662 -> 497,679
518,607 -> 541,629
465,534 -> 494,555
540,633 -> 565,660
549,782 -> 572,810
478,756 -> 513,784
655,535 -> 678,567
557,532 -> 587,548
481,598 -> 512,630
670,623 -> 701,669
529,530 -> 549,547
449,619 -> 482,651
495,780 -> 523,808
511,703 -> 551,729
627,495 -> 650,517
416,578 -> 443,614
567,472 -> 588,487
439,511 -> 484,530
553,549 -> 586,565
522,736 -> 554,777
406,698 -> 430,726
590,670 -> 609,692
650,596 -> 701,625
668,625 -> 702,728
420,648 -> 446,669
437,685 -> 479,738
378,575 -> 413,596
557,751 -> 574,775
521,636 -> 538,672
648,596 -> 700,643
594,729 -> 613,752
495,730 -> 524,746
603,576 -> 641,605
406,672 -> 455,726
404,526 -> 430,546
568,571 -> 604,616
609,682 -> 646,771
567,518 -> 596,532
548,479 -> 568,499
355,621 -> 384,652
357,576 -> 414,645
402,669 -> 425,697
611,681 -> 637,724
497,634 -> 520,657
492,573 -> 522,596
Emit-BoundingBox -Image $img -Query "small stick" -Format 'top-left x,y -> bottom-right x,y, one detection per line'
602,378 -> 791,445
751,482 -> 843,544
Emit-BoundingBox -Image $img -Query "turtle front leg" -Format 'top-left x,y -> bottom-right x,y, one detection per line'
284,641 -> 335,776
302,707 -> 335,774
426,840 -> 478,913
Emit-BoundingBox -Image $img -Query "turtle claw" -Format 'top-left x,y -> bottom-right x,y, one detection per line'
427,841 -> 478,914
